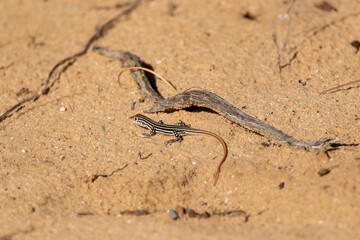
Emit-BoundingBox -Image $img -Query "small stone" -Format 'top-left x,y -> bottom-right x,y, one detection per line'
351,40 -> 360,52
168,208 -> 179,220
318,168 -> 331,177
59,106 -> 66,112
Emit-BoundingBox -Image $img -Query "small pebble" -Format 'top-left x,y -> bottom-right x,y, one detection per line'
59,106 -> 66,112
318,168 -> 331,177
199,212 -> 211,219
168,208 -> 179,220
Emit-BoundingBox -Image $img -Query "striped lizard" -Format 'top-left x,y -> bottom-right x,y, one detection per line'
130,114 -> 228,186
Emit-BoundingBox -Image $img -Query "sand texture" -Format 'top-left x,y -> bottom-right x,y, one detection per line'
1,0 -> 359,239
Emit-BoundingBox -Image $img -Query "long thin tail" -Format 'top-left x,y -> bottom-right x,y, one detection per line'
211,134 -> 228,186
196,130 -> 228,186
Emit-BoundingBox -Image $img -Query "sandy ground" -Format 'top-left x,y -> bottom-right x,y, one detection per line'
1,0 -> 359,239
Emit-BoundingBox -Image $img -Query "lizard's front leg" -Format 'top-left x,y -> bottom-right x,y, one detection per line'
136,127 -> 156,138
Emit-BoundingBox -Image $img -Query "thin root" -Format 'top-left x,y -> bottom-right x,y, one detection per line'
320,79 -> 360,95
118,66 -> 176,91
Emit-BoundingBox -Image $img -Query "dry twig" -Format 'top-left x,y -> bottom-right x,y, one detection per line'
320,79 -> 360,95
0,0 -> 142,122
94,46 -> 346,149
272,0 -> 297,72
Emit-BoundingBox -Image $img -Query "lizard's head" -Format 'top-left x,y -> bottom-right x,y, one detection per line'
129,114 -> 142,123
129,114 -> 151,130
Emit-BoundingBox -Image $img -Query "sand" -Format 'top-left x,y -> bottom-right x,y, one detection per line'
1,0 -> 359,239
